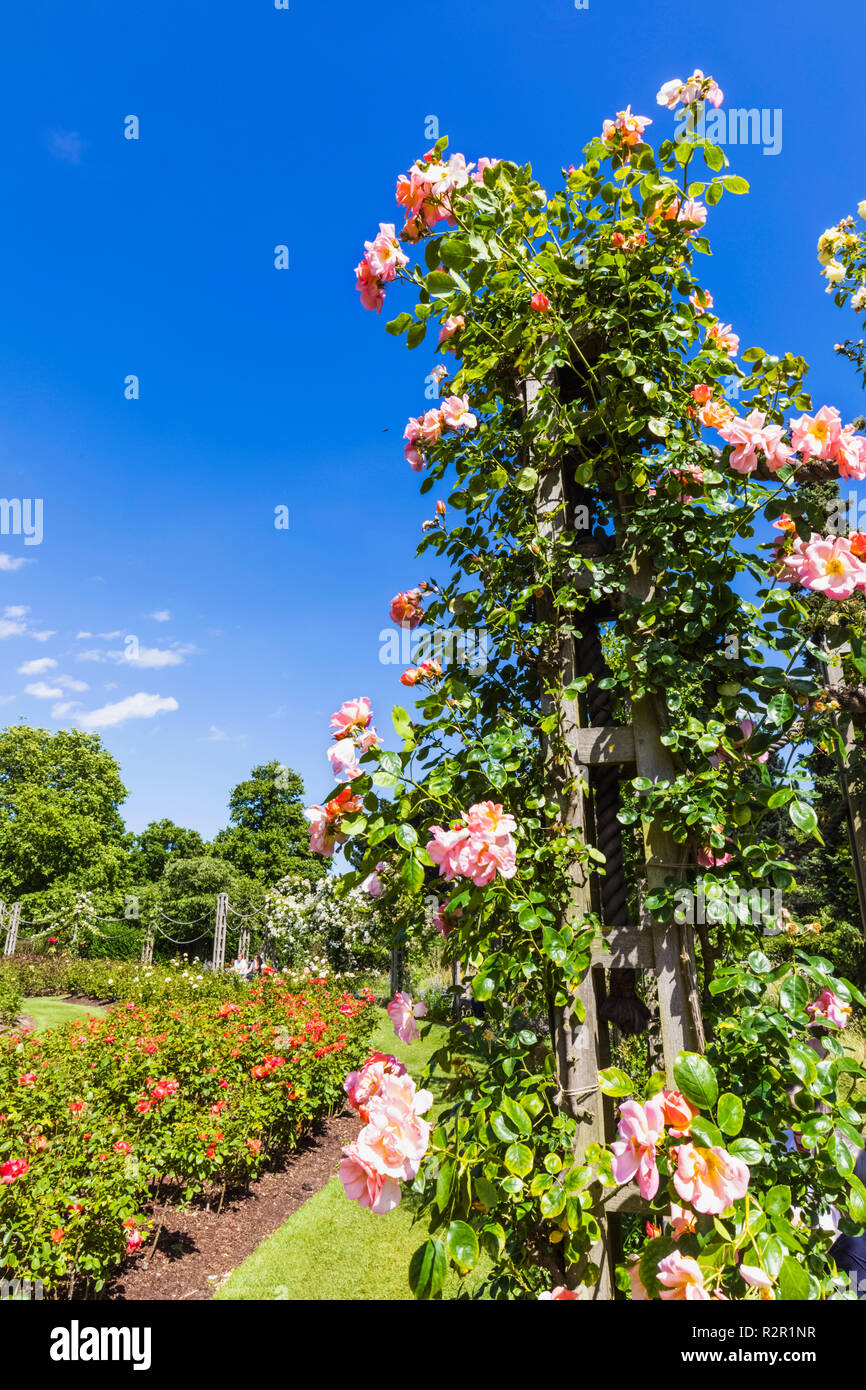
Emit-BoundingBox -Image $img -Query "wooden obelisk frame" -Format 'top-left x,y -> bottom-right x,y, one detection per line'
527,371 -> 703,1298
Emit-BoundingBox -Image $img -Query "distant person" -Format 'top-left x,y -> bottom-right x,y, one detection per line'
232,953 -> 248,977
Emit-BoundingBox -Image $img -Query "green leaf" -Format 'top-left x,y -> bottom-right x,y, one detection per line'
504,1142 -> 534,1178
780,974 -> 810,1017
445,1220 -> 478,1275
690,1116 -> 724,1148
395,822 -> 418,850
435,1160 -> 455,1213
767,692 -> 795,727
406,321 -> 427,350
400,856 -> 425,895
385,312 -> 413,335
409,1238 -> 446,1300
392,705 -> 414,740
500,1097 -> 532,1136
765,1184 -> 791,1217
438,237 -> 470,270
778,1255 -> 809,1301
717,1092 -> 744,1137
514,467 -> 539,493
673,1051 -> 718,1110
789,801 -> 818,836
702,142 -> 726,172
426,271 -> 455,297
597,1067 -> 633,1098
540,1186 -> 566,1219
847,1176 -> 866,1224
639,1236 -> 677,1298
472,969 -> 498,1002
481,1222 -> 505,1259
729,1137 -> 764,1164
722,174 -> 749,194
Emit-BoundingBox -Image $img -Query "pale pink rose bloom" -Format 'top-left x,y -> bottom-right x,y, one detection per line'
440,394 -> 478,431
706,322 -> 739,357
740,1264 -> 773,1289
807,988 -> 852,1029
625,1257 -> 649,1300
611,1096 -> 666,1200
657,1251 -> 711,1301
361,867 -> 385,897
790,405 -> 843,461
305,805 -> 335,856
363,223 -> 409,283
427,826 -> 474,881
669,1203 -> 697,1239
356,727 -> 382,754
404,442 -> 424,471
463,835 -> 517,886
403,415 -> 423,444
419,408 -> 445,444
386,991 -> 428,1045
438,314 -> 465,348
656,78 -> 685,109
465,801 -> 517,838
659,1090 -> 698,1136
835,429 -> 866,481
471,157 -> 500,184
673,1144 -> 750,1215
344,1052 -> 407,1119
798,536 -> 866,600
355,259 -> 385,313
697,824 -> 732,868
339,1144 -> 402,1214
602,106 -> 652,148
358,1071 -> 433,1180
678,199 -> 707,229
538,1286 -> 580,1300
327,738 -> 361,782
330,698 -> 372,737
719,410 -> 774,474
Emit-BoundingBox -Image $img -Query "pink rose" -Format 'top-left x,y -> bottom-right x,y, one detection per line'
657,1251 -> 710,1301
339,1144 -> 402,1214
673,1144 -> 750,1215
611,1096 -> 666,1200
386,991 -> 428,1045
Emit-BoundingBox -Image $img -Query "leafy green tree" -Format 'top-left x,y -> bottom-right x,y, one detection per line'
0,725 -> 130,899
212,761 -> 325,886
129,819 -> 208,883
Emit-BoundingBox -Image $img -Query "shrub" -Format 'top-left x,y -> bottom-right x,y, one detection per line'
0,972 -> 23,1028
0,972 -> 376,1295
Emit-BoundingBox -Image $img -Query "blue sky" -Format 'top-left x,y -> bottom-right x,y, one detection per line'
1,0 -> 864,839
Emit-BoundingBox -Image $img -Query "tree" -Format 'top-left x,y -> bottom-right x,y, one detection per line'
212,761 -> 325,886
0,724 -> 130,898
129,819 -> 208,883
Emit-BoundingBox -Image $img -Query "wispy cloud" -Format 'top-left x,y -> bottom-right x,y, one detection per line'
0,554 -> 30,572
77,642 -> 195,668
77,692 -> 179,730
18,657 -> 57,675
25,680 -> 63,699
48,130 -> 84,165
150,610 -> 171,623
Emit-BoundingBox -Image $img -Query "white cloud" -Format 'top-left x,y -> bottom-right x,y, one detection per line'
76,643 -> 193,669
0,554 -> 30,572
75,631 -> 93,640
57,675 -> 88,692
31,630 -> 56,642
77,692 -> 179,730
98,630 -> 124,640
5,605 -> 29,619
0,694 -> 15,705
49,130 -> 84,164
25,680 -> 63,699
207,725 -> 227,741
51,701 -> 81,718
18,657 -> 58,675
0,618 -> 26,639
150,610 -> 171,623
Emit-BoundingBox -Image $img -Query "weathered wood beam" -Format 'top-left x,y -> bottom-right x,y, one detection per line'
575,725 -> 635,766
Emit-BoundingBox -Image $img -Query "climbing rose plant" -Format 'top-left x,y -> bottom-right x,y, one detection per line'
308,68 -> 866,1299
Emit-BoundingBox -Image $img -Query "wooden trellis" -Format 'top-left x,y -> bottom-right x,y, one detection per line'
528,369 -> 704,1298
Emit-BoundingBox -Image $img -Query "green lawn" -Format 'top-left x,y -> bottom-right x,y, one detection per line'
23,996 -> 106,1033
217,1008 -> 489,1301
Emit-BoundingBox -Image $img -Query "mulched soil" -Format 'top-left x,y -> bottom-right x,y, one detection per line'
103,1108 -> 361,1302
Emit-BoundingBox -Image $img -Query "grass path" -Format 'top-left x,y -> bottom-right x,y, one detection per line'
216,1008 -> 488,1301
22,996 -> 106,1032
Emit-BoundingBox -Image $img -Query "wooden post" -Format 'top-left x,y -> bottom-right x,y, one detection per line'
826,644 -> 866,937
141,925 -> 155,966
627,558 -> 705,1070
3,903 -> 21,957
534,442 -> 614,1298
212,893 -> 228,972
389,947 -> 405,998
